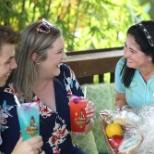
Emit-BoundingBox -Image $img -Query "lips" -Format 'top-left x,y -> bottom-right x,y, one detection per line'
5,72 -> 11,79
57,63 -> 63,68
6,73 -> 10,77
127,59 -> 133,63
127,61 -> 134,65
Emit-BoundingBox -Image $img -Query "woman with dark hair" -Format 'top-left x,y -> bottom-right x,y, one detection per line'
115,20 -> 154,108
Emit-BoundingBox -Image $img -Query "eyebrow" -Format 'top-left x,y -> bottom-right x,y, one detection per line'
128,47 -> 137,52
125,42 -> 137,53
57,48 -> 63,51
6,56 -> 14,62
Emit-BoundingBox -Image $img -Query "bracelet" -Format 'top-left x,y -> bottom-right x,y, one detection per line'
86,119 -> 91,125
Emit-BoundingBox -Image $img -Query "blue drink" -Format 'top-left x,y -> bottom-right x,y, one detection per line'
17,102 -> 40,140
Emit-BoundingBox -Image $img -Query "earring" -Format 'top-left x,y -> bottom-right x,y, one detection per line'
36,62 -> 40,65
34,60 -> 40,65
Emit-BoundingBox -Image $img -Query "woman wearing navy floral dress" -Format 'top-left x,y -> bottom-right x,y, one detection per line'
0,19 -> 96,154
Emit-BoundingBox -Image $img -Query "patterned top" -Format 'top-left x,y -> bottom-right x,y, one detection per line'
115,57 -> 154,107
0,64 -> 86,154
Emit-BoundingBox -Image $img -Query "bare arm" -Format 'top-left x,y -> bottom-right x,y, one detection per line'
115,91 -> 127,109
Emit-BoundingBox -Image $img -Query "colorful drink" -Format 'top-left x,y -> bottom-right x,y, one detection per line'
17,102 -> 40,140
69,97 -> 88,135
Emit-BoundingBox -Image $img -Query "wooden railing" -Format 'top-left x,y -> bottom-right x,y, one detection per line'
64,47 -> 123,84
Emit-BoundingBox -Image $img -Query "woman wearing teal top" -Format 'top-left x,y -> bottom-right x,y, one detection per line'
115,20 -> 154,108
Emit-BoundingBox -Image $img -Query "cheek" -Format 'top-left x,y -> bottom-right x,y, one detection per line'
49,55 -> 59,62
137,55 -> 147,62
133,57 -> 145,67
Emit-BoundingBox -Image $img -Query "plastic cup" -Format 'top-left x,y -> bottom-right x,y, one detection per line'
69,98 -> 88,135
17,102 -> 40,140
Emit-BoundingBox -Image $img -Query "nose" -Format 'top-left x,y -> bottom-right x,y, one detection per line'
62,52 -> 67,60
123,47 -> 130,58
11,59 -> 17,70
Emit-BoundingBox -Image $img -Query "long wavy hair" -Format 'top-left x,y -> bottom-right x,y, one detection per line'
10,20 -> 62,101
121,20 -> 154,87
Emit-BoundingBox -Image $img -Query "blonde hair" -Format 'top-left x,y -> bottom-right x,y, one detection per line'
12,20 -> 62,101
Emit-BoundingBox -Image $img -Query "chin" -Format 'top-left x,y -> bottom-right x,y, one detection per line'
0,82 -> 5,87
127,66 -> 134,69
54,70 -> 61,77
127,63 -> 134,68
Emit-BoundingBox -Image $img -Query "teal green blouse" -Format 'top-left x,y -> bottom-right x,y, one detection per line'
115,57 -> 154,107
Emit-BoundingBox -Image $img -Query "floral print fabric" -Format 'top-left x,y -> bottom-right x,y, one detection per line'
0,64 -> 85,154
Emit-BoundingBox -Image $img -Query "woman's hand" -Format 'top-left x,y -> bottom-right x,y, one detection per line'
85,101 -> 97,133
86,101 -> 96,120
11,136 -> 44,154
115,91 -> 127,109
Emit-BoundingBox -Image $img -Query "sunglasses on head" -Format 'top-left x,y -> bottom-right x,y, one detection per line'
37,18 -> 53,34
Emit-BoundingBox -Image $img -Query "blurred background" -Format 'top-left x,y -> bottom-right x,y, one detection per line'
0,0 -> 153,52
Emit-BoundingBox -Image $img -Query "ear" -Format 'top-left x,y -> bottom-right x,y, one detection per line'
31,53 -> 38,62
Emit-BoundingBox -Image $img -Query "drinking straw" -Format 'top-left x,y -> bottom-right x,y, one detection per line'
84,86 -> 87,98
14,94 -> 21,107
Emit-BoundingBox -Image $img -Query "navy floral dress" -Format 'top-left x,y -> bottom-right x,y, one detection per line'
0,64 -> 86,154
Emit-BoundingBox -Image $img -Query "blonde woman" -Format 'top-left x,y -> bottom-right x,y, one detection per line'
0,19 -> 96,154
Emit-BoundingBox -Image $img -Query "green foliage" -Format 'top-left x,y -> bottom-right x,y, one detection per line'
0,0 -> 151,51
93,73 -> 111,84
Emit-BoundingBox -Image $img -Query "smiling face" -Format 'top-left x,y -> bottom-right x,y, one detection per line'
36,36 -> 67,79
0,43 -> 17,87
124,34 -> 151,70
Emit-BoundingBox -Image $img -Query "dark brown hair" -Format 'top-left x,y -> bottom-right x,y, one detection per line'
121,20 -> 154,87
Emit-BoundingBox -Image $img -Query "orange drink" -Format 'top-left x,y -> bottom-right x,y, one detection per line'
69,97 -> 88,135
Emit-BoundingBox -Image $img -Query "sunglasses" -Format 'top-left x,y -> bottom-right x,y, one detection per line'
37,18 -> 53,34
138,23 -> 154,47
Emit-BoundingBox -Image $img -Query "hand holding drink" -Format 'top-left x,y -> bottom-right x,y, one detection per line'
16,102 -> 40,140
12,136 -> 44,154
14,95 -> 44,153
69,95 -> 88,135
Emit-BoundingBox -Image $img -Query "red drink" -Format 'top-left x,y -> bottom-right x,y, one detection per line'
69,99 -> 88,135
